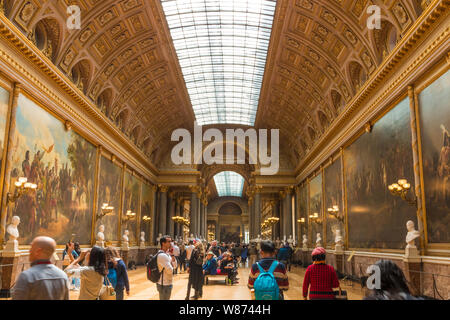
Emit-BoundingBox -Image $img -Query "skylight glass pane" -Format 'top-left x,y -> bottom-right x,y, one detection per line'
161,0 -> 277,126
213,171 -> 245,197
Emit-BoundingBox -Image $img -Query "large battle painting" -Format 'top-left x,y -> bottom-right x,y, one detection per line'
418,69 -> 450,243
96,156 -> 122,242
0,86 -> 9,171
140,183 -> 153,244
8,94 -> 96,245
220,225 -> 240,243
298,184 -> 308,244
324,158 -> 344,248
309,174 -> 323,246
344,98 -> 416,249
122,171 -> 140,243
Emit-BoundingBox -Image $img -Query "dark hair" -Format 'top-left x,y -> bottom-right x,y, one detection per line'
371,260 -> 410,296
160,235 -> 171,246
260,240 -> 275,253
312,253 -> 326,261
74,242 -> 81,255
89,246 -> 108,276
189,240 -> 194,245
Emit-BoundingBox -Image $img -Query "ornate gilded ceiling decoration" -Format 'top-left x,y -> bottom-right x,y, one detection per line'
256,0 -> 424,165
3,0 -> 195,163
2,0 -> 425,170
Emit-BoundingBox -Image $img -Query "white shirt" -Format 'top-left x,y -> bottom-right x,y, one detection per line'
185,245 -> 195,260
157,250 -> 177,286
172,245 -> 180,257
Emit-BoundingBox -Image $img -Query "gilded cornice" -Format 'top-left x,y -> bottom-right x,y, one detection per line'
295,0 -> 450,182
0,12 -> 159,182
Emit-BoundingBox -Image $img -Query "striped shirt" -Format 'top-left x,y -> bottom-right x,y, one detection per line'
248,258 -> 289,290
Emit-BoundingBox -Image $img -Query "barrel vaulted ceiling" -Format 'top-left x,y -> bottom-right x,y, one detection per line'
3,0 -> 426,169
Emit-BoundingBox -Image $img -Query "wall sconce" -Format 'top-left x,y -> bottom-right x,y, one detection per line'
97,203 -> 114,220
122,210 -> 136,222
297,218 -> 305,224
7,177 -> 37,204
327,205 -> 345,223
172,216 -> 189,226
388,179 -> 417,207
309,212 -> 323,225
142,215 -> 151,222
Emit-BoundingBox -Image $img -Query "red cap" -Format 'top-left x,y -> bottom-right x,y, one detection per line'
312,247 -> 326,256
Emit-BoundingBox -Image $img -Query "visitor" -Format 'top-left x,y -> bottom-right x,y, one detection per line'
302,247 -> 340,300
62,240 -> 80,290
248,243 -> 258,267
241,244 -> 248,267
12,236 -> 69,300
364,259 -> 421,300
179,242 -> 187,273
234,244 -> 243,265
156,235 -> 177,300
104,247 -> 118,290
185,240 -> 195,269
172,241 -> 180,275
185,241 -> 205,300
65,245 -> 108,300
248,240 -> 289,299
202,251 -> 218,275
210,240 -> 221,257
219,252 -> 239,284
106,247 -> 130,300
277,243 -> 291,271
219,242 -> 227,255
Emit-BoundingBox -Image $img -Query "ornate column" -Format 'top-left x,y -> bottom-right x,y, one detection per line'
189,186 -> 199,238
202,197 -> 208,240
279,190 -> 287,240
254,186 -> 262,238
285,186 -> 294,240
158,185 -> 168,237
248,196 -> 254,239
168,191 -> 175,236
273,199 -> 281,240
151,185 -> 158,245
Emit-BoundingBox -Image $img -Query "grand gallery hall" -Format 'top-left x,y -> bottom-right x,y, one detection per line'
0,0 -> 448,303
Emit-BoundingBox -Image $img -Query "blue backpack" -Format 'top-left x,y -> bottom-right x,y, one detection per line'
107,268 -> 117,288
254,261 -> 279,300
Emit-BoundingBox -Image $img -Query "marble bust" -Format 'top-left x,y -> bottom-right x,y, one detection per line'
316,233 -> 322,247
302,234 -> 308,250
335,229 -> 343,245
406,220 -> 420,249
123,230 -> 129,242
96,225 -> 105,247
287,235 -> 294,245
5,216 -> 20,253
140,231 -> 146,248
7,216 -> 20,241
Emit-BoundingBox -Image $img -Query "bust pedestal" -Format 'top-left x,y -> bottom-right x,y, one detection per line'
0,242 -> 21,298
404,246 -> 420,262
139,242 -> 146,249
335,243 -> 344,254
3,239 -> 20,256
122,241 -> 129,251
96,240 -> 104,248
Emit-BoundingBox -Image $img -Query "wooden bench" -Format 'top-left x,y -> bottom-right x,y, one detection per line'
204,273 -> 230,285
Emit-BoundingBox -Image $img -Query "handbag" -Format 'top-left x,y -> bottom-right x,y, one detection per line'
333,287 -> 348,300
99,276 -> 116,300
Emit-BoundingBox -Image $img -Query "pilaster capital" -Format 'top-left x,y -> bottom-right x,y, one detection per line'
151,184 -> 158,192
254,185 -> 263,194
158,185 -> 169,193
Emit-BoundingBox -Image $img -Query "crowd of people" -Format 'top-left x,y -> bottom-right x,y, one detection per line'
10,235 -> 421,301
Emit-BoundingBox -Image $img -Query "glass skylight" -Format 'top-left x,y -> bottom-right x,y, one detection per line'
161,0 -> 277,125
213,171 -> 245,197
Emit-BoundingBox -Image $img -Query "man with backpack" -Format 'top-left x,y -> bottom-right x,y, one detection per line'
248,240 -> 289,300
147,235 -> 177,300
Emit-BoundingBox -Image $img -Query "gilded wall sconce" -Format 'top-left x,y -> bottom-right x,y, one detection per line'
388,179 -> 417,207
327,205 -> 345,223
97,203 -> 114,220
309,212 -> 323,225
7,177 -> 37,204
122,210 -> 136,222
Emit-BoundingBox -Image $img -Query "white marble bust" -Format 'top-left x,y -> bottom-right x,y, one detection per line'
97,224 -> 105,241
406,220 -> 420,249
140,231 -> 145,242
302,234 -> 308,249
7,216 -> 20,241
122,230 -> 129,242
335,229 -> 343,245
316,233 -> 322,247
287,235 -> 294,244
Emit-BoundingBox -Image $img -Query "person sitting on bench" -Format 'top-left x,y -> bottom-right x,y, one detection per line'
218,252 -> 238,284
203,252 -> 218,276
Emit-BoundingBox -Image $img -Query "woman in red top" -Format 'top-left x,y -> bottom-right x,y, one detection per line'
302,247 -> 340,300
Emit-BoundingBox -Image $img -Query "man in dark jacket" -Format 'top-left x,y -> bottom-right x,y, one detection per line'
114,253 -> 130,300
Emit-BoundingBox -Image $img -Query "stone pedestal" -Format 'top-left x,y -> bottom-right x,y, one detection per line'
403,248 -> 422,296
95,240 -> 104,248
334,250 -> 344,275
121,249 -> 129,267
137,247 -> 147,265
4,239 -> 19,253
0,250 -> 21,298
301,249 -> 309,267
